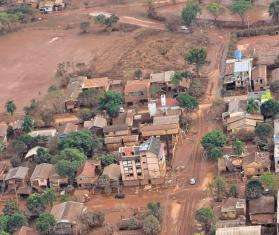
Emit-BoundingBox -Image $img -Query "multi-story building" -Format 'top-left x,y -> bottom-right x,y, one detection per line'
119,137 -> 166,186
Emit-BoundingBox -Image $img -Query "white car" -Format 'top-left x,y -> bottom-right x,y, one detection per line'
189,178 -> 196,185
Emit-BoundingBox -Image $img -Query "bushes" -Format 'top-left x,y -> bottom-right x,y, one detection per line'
118,217 -> 142,230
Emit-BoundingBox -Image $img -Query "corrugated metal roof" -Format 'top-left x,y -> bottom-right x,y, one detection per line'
216,226 -> 261,235
234,59 -> 252,73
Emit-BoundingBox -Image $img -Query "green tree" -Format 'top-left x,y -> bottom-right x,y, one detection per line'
78,108 -> 93,122
134,68 -> 142,80
207,2 -> 222,22
6,126 -> 14,140
55,148 -> 86,182
181,0 -> 201,26
59,130 -> 95,156
246,179 -> 263,200
195,207 -> 214,232
5,100 -> 16,116
209,176 -> 226,202
260,172 -> 278,191
229,184 -> 238,197
22,115 -> 34,133
201,130 -> 227,150
0,141 -> 4,154
185,48 -> 207,78
36,212 -> 56,234
246,98 -> 259,113
27,193 -> 46,216
176,93 -> 198,110
100,154 -> 117,167
80,21 -> 90,33
42,188 -> 56,207
94,14 -> 119,28
261,99 -> 279,118
81,211 -> 105,229
207,146 -> 223,159
0,215 -> 9,233
147,202 -> 163,222
142,215 -> 161,235
3,200 -> 18,216
255,122 -> 273,140
98,91 -> 123,118
230,0 -> 251,25
233,139 -> 245,155
171,71 -> 193,85
7,212 -> 27,233
34,148 -> 52,164
269,0 -> 279,23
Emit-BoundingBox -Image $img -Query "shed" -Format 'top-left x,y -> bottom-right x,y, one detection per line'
82,77 -> 110,91
76,160 -> 98,188
30,163 -> 54,188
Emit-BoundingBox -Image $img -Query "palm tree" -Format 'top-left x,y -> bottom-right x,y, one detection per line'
269,0 -> 279,23
5,100 -> 16,116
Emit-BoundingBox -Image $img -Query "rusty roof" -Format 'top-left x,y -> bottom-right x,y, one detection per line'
82,77 -> 110,89
249,196 -> 275,214
76,160 -> 96,179
124,80 -> 150,94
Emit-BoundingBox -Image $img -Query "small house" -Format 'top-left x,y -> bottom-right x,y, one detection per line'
103,124 -> 130,137
49,172 -> 68,189
124,80 -> 150,106
223,58 -> 253,90
84,115 -> 107,135
30,163 -> 54,191
242,151 -> 271,177
110,79 -> 123,93
51,201 -> 87,235
219,197 -> 246,220
29,129 -> 57,138
59,123 -> 78,136
251,64 -> 267,91
76,160 -> 98,189
249,196 -> 275,225
82,77 -> 110,92
5,166 -> 29,193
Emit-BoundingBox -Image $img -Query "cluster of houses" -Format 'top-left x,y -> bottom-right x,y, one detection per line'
0,70 -> 188,197
214,51 -> 279,234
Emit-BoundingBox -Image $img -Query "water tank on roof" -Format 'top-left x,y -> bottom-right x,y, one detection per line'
148,100 -> 157,117
234,50 -> 243,61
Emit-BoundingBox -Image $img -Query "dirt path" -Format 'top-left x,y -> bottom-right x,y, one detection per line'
162,29 -> 229,235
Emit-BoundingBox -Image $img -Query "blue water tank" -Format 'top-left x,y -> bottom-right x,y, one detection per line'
234,50 -> 243,61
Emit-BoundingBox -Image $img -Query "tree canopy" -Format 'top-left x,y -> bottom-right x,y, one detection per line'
36,212 -> 56,234
230,0 -> 251,24
260,172 -> 278,191
3,200 -> 18,216
34,148 -> 52,164
207,2 -> 222,22
27,193 -> 46,216
246,98 -> 259,114
260,99 -> 279,118
185,48 -> 207,77
207,146 -> 223,159
176,93 -> 198,110
22,115 -> 34,133
59,130 -> 96,156
98,91 -> 124,118
246,179 -> 263,200
5,100 -> 16,116
94,14 -> 119,27
269,0 -> 279,23
233,139 -> 245,156
181,0 -> 201,26
255,122 -> 273,140
201,130 -> 227,150
195,207 -> 214,231
142,215 -> 161,235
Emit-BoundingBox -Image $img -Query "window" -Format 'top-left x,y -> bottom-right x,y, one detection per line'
123,160 -> 134,177
260,79 -> 263,84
